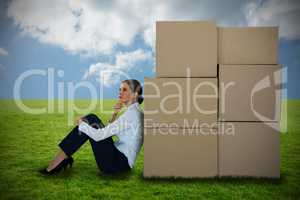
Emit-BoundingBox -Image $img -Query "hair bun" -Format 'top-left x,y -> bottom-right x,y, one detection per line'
137,95 -> 144,104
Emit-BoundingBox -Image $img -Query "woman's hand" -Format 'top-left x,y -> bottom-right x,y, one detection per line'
109,101 -> 123,123
75,116 -> 83,125
113,100 -> 123,114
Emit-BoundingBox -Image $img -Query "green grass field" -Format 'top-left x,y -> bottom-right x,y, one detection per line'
0,99 -> 299,200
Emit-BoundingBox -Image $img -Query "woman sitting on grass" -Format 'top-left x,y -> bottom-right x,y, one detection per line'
40,79 -> 144,175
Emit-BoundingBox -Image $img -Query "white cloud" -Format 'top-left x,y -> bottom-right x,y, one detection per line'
6,0 -> 300,87
6,0 -> 254,57
84,49 -> 152,86
7,0 -> 169,56
0,48 -> 8,56
7,0 -> 300,58
244,0 -> 300,40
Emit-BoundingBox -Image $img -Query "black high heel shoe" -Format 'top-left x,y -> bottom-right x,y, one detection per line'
39,156 -> 74,175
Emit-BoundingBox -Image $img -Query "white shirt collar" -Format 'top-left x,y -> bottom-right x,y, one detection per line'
127,102 -> 139,110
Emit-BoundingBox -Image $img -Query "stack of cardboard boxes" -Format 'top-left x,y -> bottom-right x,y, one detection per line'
218,27 -> 281,178
143,21 -> 281,178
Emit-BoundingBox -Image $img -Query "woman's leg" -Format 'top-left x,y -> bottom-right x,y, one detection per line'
77,114 -> 130,173
61,114 -> 130,174
89,136 -> 130,174
45,113 -> 130,174
46,150 -> 68,171
83,116 -> 130,174
45,113 -> 104,171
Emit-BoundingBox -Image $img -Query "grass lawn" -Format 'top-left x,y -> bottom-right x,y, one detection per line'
0,99 -> 299,200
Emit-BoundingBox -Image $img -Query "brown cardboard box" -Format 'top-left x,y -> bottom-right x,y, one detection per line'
218,122 -> 280,178
144,127 -> 218,177
144,77 -> 218,128
218,27 -> 278,64
156,21 -> 217,77
219,65 -> 282,122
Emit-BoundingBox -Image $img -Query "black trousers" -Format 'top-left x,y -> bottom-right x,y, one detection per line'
58,113 -> 131,174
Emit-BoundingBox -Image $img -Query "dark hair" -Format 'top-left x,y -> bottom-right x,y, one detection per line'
122,79 -> 143,104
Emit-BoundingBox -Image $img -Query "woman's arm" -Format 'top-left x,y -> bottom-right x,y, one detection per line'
108,101 -> 123,123
74,101 -> 123,126
108,112 -> 118,123
78,111 -> 131,142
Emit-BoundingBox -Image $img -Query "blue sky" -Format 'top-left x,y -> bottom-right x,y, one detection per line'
0,0 -> 299,99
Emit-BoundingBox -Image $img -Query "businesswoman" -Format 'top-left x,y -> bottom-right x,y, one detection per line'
40,79 -> 144,175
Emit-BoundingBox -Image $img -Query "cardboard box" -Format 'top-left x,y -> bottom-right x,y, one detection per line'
218,27 -> 278,64
219,65 -> 282,122
218,122 -> 280,178
144,77 -> 218,128
156,21 -> 217,77
144,127 -> 218,177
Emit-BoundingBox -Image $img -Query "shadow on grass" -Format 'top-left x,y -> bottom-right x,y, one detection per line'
140,172 -> 287,185
34,164 -> 286,186
35,165 -> 134,181
99,171 -> 133,180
